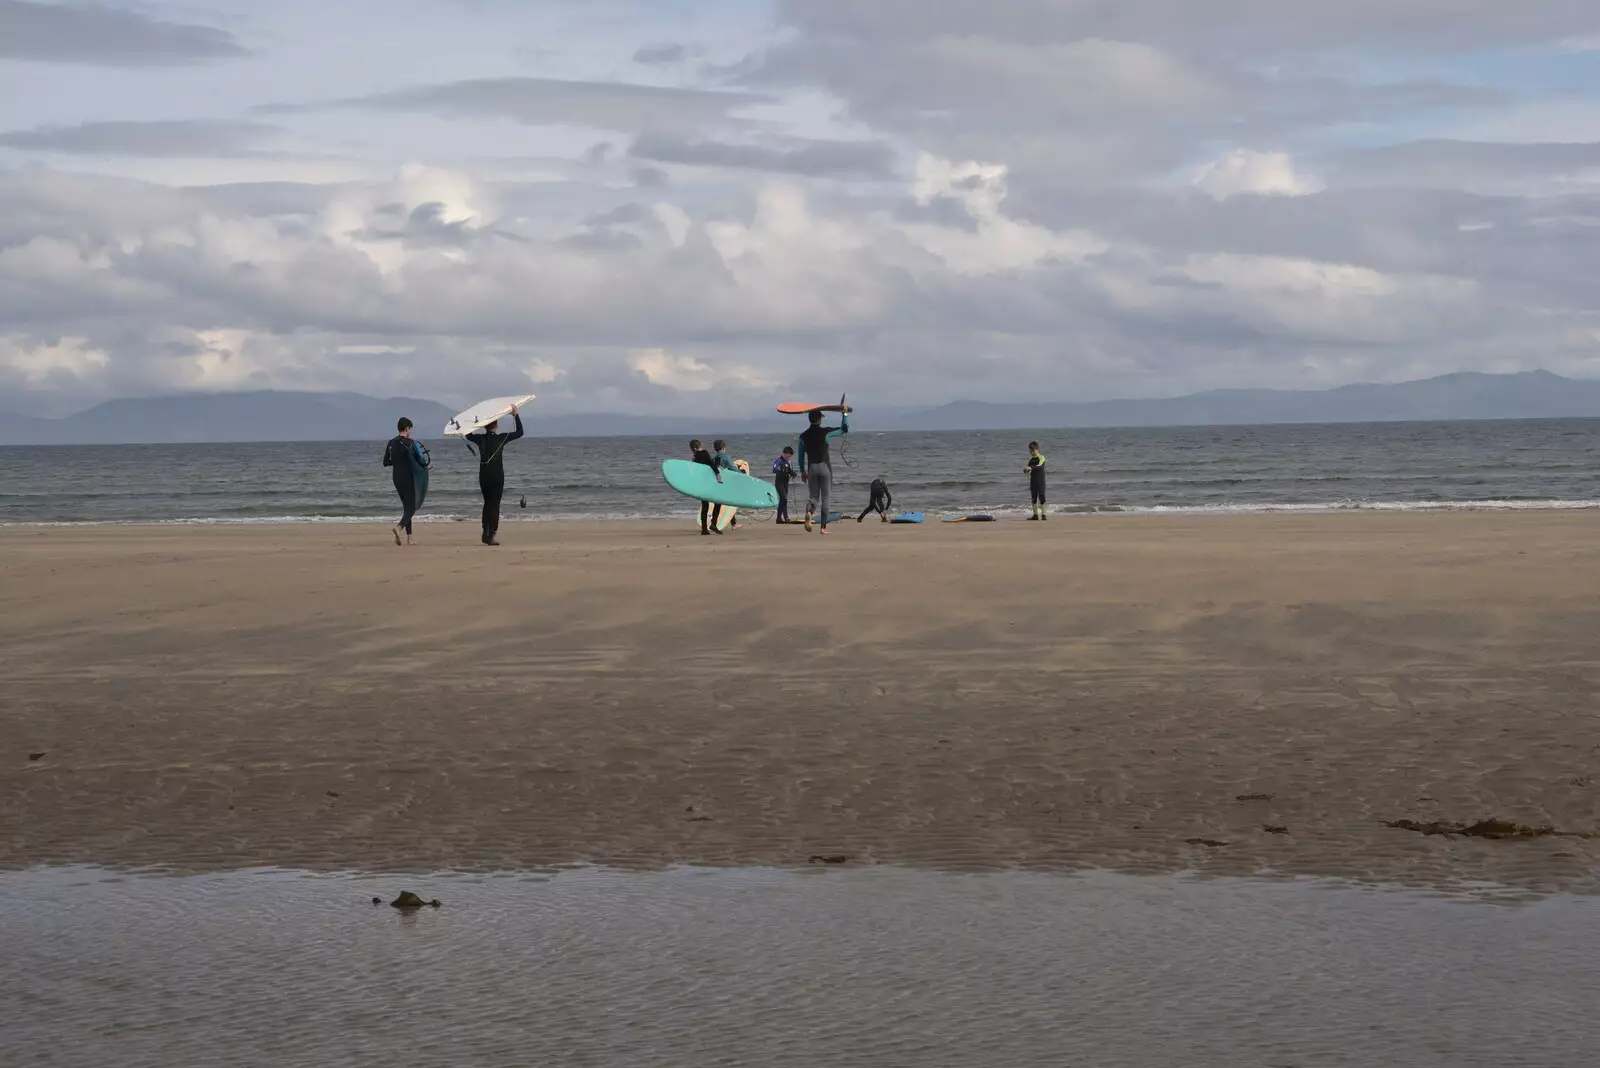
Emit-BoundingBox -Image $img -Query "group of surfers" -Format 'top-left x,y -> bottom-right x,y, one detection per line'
380,404 -> 1049,545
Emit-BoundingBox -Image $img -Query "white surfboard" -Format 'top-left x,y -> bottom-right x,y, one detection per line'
692,459 -> 749,531
443,395 -> 536,437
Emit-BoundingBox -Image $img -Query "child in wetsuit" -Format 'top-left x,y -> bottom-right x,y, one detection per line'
772,446 -> 796,524
857,476 -> 892,522
1026,441 -> 1047,520
690,439 -> 725,534
712,439 -> 738,527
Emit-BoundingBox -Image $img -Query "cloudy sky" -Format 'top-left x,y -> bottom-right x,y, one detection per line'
4,0 -> 1600,416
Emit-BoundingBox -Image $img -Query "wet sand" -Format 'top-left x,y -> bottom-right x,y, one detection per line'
2,515 -> 1598,891
5,866 -> 1596,1067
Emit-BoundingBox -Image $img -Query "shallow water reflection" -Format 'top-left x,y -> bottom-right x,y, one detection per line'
4,867 -> 1596,1067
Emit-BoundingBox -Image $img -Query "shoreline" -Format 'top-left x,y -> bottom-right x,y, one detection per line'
3,495 -> 1599,528
4,513 -> 1598,891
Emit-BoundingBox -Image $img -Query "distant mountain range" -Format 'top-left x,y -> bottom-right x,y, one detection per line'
886,370 -> 1600,430
0,391 -> 458,446
2,371 -> 1598,444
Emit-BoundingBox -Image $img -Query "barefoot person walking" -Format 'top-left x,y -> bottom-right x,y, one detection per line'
464,403 -> 523,546
382,416 -> 429,545
798,408 -> 849,535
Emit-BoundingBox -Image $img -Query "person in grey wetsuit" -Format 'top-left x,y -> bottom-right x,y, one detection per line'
797,408 -> 849,534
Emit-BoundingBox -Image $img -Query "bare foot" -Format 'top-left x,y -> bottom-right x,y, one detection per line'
392,526 -> 402,546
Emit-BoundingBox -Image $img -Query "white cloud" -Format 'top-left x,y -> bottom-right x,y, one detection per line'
629,347 -> 715,390
1192,150 -> 1324,199
0,335 -> 111,385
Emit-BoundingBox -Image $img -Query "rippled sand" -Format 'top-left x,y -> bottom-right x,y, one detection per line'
3,866 -> 1596,1068
2,516 -> 1599,891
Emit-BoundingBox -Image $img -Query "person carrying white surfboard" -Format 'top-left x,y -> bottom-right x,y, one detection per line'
381,416 -> 429,546
797,408 -> 849,534
464,404 -> 523,546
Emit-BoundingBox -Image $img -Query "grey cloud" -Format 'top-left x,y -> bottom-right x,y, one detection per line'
181,181 -> 354,217
771,0 -> 1600,54
633,43 -> 689,65
629,131 -> 899,178
737,3 -> 1537,195
0,119 -> 281,158
1326,139 -> 1600,192
351,201 -> 530,249
0,0 -> 247,66
560,229 -> 645,251
265,77 -> 770,133
631,165 -> 670,187
582,203 -> 656,227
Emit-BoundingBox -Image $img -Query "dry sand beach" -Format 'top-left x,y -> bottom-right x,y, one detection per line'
2,515 -> 1598,893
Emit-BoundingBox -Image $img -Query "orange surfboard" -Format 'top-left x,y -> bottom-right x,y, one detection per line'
777,402 -> 852,414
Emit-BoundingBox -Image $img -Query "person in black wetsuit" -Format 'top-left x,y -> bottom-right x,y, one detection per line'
689,439 -> 725,534
857,476 -> 892,522
1025,440 -> 1047,520
382,416 -> 422,546
465,404 -> 523,545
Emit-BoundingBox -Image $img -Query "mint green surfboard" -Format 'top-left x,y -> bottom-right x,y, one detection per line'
661,459 -> 779,510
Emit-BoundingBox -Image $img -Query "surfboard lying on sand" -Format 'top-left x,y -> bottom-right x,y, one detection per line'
662,459 -> 778,510
890,512 -> 924,524
941,514 -> 996,523
692,460 -> 749,530
443,395 -> 536,436
777,402 -> 853,415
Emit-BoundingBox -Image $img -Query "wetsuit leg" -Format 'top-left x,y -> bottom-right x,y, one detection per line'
711,503 -> 723,531
480,469 -> 504,539
396,482 -> 417,535
700,500 -> 711,531
776,487 -> 788,524
857,501 -> 874,522
813,463 -> 832,527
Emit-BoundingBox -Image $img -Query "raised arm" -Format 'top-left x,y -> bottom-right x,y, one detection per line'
507,412 -> 524,442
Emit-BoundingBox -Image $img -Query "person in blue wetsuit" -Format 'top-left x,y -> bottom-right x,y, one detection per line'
464,404 -> 523,546
797,408 -> 848,534
381,416 -> 430,546
771,446 -> 796,524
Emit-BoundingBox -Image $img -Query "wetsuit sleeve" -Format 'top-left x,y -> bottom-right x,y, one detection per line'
824,412 -> 849,442
507,413 -> 524,442
884,488 -> 892,509
382,440 -> 394,467
796,436 -> 807,475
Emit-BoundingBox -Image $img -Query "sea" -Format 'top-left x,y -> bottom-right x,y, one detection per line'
3,419 -> 1599,525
